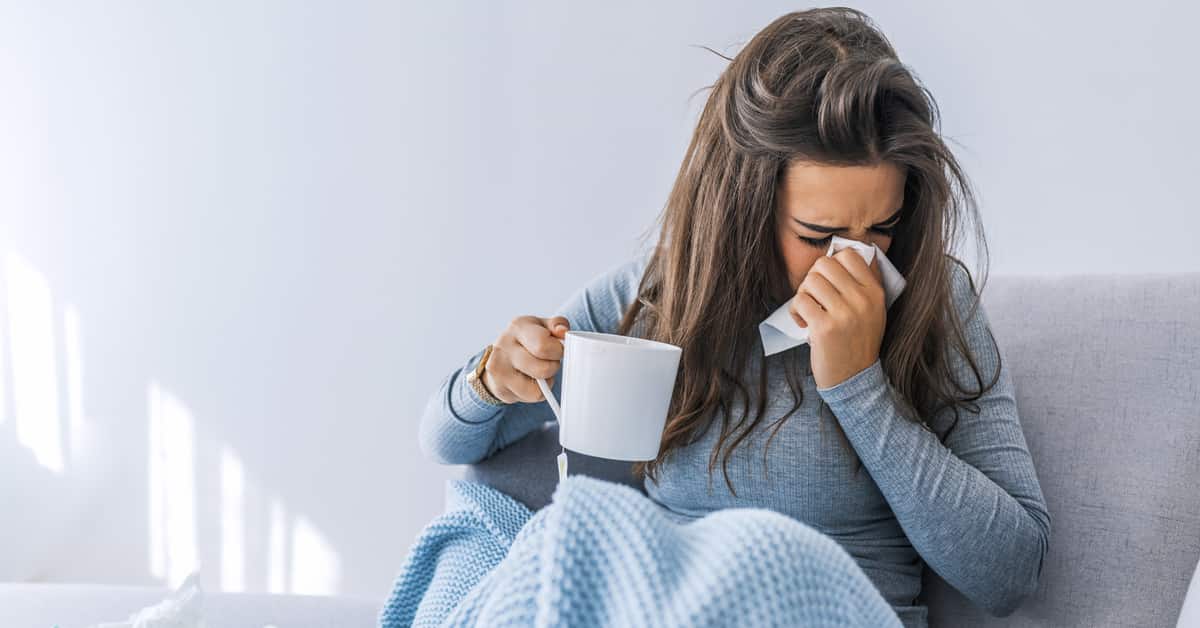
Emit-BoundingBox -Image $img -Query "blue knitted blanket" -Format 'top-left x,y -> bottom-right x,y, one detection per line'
380,475 -> 901,627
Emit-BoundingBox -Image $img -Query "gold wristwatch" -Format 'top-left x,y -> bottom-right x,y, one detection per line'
466,344 -> 507,406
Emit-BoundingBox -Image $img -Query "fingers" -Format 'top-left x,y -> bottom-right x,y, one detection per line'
543,316 -> 571,338
829,249 -> 885,301
486,352 -> 545,403
809,255 -> 857,295
790,290 -> 827,330
513,317 -> 566,361
799,269 -> 846,312
509,345 -> 561,380
830,248 -> 874,285
507,375 -> 545,403
488,315 -> 570,404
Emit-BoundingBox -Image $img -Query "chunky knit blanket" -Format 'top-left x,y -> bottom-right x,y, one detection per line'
380,475 -> 901,627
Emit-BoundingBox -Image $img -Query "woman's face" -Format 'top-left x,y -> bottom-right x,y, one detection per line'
774,160 -> 906,292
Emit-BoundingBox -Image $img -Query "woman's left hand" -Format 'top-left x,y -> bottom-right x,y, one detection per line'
788,248 -> 887,389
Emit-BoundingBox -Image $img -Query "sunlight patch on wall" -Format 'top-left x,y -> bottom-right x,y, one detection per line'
290,515 -> 342,595
267,498 -> 289,594
219,445 -> 246,592
147,380 -> 198,587
0,288 -> 7,427
64,304 -> 86,462
5,251 -> 63,472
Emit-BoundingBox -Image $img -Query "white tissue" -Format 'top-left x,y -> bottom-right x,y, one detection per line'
93,572 -> 206,628
759,235 -> 907,357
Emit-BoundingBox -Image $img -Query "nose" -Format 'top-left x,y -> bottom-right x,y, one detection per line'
843,228 -> 874,244
844,229 -> 891,252
845,228 -> 869,241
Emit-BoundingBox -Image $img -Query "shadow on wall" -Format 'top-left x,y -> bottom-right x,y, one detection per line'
0,248 -> 341,595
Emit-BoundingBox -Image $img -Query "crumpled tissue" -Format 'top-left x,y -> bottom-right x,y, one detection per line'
759,235 -> 907,357
92,572 -> 205,628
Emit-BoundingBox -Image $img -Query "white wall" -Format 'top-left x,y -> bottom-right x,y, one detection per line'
0,0 -> 1195,600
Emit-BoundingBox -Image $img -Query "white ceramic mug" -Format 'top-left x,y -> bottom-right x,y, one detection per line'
534,331 -> 682,461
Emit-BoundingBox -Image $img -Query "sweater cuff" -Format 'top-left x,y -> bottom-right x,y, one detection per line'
447,366 -> 506,425
815,357 -> 887,405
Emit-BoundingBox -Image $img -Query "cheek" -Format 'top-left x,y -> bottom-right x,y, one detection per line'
779,237 -> 823,292
873,233 -> 894,255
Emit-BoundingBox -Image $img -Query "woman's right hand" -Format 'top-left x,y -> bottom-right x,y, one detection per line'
481,315 -> 570,404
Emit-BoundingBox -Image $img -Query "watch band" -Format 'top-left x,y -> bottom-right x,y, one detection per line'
467,344 -> 507,406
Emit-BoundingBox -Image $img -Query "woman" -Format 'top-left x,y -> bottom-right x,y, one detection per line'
418,7 -> 1050,627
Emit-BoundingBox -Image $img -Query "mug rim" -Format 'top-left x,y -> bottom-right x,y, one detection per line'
565,330 -> 681,353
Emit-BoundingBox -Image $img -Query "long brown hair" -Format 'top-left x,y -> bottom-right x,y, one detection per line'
619,7 -> 999,494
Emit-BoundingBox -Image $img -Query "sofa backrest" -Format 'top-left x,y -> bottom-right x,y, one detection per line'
921,273 -> 1200,626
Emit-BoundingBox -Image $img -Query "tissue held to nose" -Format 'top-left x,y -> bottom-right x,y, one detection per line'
759,235 -> 907,357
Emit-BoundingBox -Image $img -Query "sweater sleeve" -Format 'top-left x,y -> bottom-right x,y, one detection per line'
417,250 -> 652,465
814,262 -> 1051,617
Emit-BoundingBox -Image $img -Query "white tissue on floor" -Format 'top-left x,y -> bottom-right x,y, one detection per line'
92,572 -> 205,628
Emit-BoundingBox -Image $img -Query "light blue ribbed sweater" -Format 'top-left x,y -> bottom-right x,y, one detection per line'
419,248 -> 1051,628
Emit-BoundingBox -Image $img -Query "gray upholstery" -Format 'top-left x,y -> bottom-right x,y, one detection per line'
463,427 -> 643,510
461,273 -> 1200,627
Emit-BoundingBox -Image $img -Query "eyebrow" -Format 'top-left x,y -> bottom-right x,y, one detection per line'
792,207 -> 904,234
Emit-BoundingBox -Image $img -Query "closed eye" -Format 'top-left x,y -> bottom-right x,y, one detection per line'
797,234 -> 833,248
792,206 -> 905,239
796,224 -> 896,248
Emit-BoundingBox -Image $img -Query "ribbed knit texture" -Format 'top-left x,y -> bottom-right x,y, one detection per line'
378,479 -> 531,627
381,475 -> 902,627
418,249 -> 1051,627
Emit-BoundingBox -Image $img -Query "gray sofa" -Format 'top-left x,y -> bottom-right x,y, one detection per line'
461,274 -> 1200,627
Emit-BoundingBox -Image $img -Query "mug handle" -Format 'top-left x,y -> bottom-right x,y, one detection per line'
535,377 -> 562,424
535,335 -> 566,426
537,337 -> 569,481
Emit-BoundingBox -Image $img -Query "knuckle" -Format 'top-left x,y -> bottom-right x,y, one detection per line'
484,347 -> 505,370
519,380 -> 541,402
491,364 -> 512,387
510,353 -> 534,377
